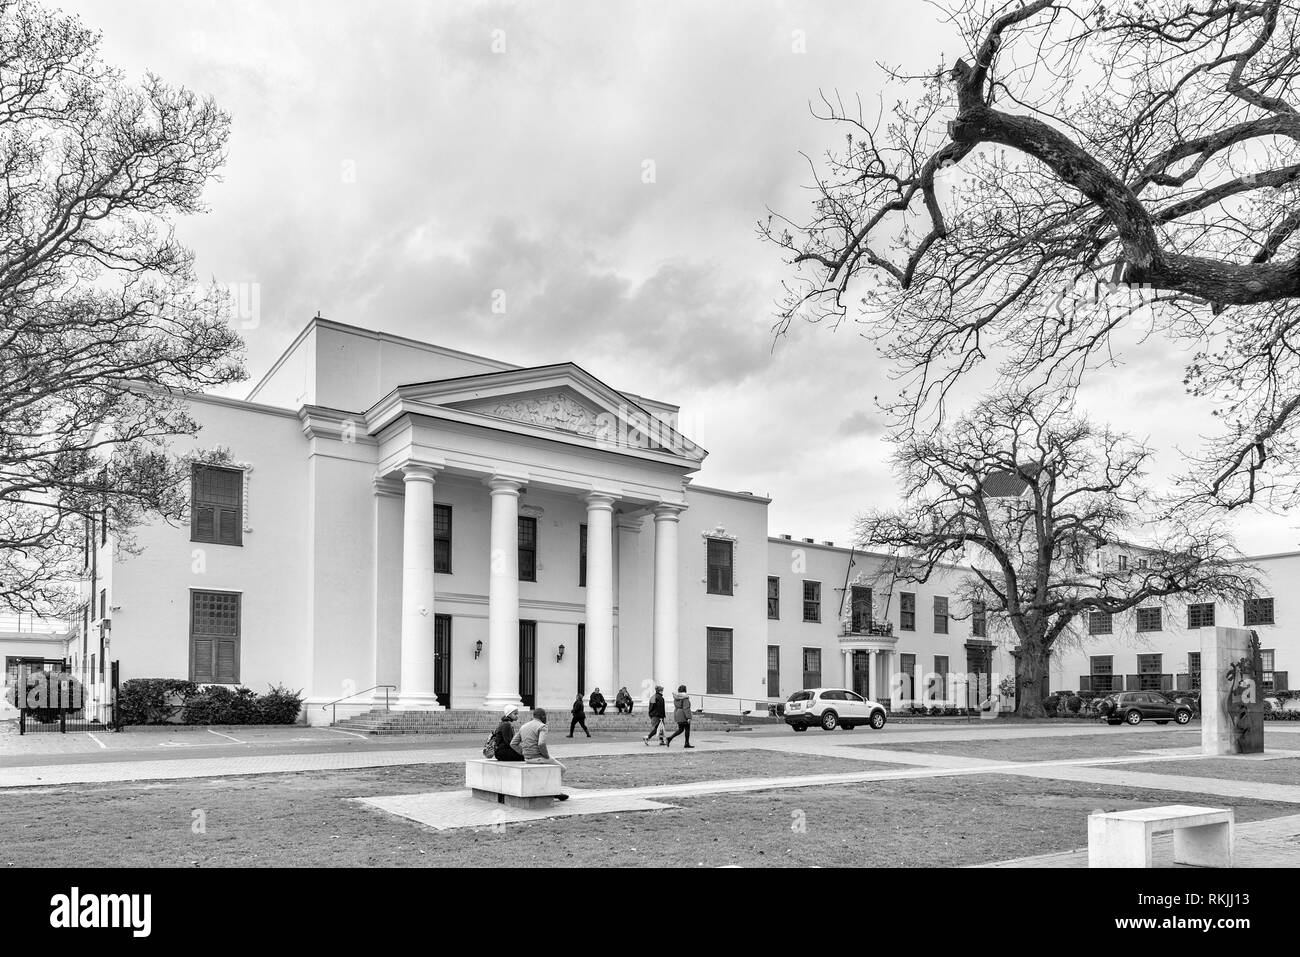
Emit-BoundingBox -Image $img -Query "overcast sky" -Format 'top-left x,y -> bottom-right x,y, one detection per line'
64,0 -> 1299,556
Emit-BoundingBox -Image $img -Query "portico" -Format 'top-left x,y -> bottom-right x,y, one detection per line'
354,362 -> 704,712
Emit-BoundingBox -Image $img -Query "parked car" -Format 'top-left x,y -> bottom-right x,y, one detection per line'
1099,691 -> 1194,726
783,688 -> 888,732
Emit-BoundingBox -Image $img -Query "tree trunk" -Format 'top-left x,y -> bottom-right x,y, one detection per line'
1015,641 -> 1050,718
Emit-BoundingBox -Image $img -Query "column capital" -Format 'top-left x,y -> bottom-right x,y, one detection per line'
401,463 -> 440,484
653,502 -> 687,522
485,474 -> 527,494
583,490 -> 618,510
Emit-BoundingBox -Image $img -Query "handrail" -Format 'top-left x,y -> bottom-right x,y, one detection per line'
321,684 -> 397,724
686,691 -> 782,718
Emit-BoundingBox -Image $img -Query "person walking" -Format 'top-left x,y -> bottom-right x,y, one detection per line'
568,691 -> 590,737
644,684 -> 667,745
493,706 -> 524,762
665,684 -> 694,748
588,687 -> 607,715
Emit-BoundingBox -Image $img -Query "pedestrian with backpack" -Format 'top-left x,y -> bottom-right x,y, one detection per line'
644,684 -> 667,745
665,684 -> 694,748
568,691 -> 591,737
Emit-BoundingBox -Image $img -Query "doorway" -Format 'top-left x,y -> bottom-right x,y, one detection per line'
852,650 -> 870,698
433,615 -> 452,709
519,620 -> 537,708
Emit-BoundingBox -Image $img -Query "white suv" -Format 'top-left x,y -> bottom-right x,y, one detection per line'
784,688 -> 888,732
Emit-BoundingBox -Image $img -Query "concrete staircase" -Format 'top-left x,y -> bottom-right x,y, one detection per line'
331,708 -> 745,736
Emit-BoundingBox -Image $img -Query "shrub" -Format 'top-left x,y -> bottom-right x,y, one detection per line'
117,678 -> 198,726
257,684 -> 304,724
182,685 -> 260,725
1066,695 -> 1083,714
1043,693 -> 1061,714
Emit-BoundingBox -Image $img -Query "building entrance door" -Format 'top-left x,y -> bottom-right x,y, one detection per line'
852,650 -> 870,698
519,620 -> 537,708
434,615 -> 452,709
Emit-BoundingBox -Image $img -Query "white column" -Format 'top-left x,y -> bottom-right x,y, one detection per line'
584,492 -> 617,696
843,650 -> 853,689
484,476 -> 525,711
870,649 -> 881,701
397,464 -> 442,710
652,503 -> 683,693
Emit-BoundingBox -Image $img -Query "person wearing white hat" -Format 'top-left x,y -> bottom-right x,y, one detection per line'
493,706 -> 524,762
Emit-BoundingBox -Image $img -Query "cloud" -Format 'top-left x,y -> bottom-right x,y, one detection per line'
838,409 -> 885,437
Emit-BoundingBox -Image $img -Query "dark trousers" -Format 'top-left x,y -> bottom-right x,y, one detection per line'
495,748 -> 524,762
569,715 -> 589,736
645,717 -> 666,740
591,702 -> 607,714
616,702 -> 632,713
665,721 -> 691,746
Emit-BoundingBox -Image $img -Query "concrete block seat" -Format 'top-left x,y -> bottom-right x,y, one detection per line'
1088,805 -> 1234,868
466,759 -> 564,809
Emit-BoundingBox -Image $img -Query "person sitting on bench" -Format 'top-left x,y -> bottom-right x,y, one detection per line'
510,708 -> 569,800
494,706 -> 524,762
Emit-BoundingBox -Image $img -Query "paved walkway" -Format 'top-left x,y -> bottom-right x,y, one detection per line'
983,812 -> 1300,867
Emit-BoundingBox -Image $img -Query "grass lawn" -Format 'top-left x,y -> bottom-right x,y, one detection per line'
4,747 -> 1299,867
861,730 -> 1201,763
1095,755 -> 1300,785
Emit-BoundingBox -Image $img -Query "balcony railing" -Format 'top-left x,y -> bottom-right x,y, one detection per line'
839,620 -> 894,638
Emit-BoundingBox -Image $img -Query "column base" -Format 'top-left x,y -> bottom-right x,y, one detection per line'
392,692 -> 445,711
483,692 -> 527,713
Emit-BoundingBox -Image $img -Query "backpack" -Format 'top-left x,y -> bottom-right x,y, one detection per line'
482,730 -> 499,757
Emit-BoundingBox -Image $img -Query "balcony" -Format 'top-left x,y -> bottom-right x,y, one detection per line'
839,620 -> 894,638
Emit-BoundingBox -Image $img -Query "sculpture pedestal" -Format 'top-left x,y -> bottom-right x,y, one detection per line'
1200,626 -> 1264,756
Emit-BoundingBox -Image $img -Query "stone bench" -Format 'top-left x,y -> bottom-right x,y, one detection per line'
1088,805 -> 1234,868
465,759 -> 563,809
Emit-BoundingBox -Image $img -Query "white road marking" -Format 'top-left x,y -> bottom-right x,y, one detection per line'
86,733 -> 107,750
323,727 -> 369,740
207,728 -> 244,744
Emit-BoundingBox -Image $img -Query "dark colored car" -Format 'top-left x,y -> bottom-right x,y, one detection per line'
1099,691 -> 1194,726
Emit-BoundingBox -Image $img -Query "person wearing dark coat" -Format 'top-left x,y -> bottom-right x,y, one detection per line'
494,706 -> 524,761
588,687 -> 607,715
644,685 -> 668,745
615,687 -> 634,714
568,692 -> 591,737
665,685 -> 694,749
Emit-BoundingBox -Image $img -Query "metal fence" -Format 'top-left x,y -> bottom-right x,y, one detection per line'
13,660 -> 119,733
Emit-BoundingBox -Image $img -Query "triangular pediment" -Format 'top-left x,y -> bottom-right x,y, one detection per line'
374,363 -> 706,464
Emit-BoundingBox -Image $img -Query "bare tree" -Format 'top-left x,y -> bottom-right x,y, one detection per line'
856,391 -> 1253,717
0,1 -> 243,614
765,0 -> 1300,512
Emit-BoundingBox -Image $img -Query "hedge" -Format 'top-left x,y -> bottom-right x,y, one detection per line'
117,679 -> 303,726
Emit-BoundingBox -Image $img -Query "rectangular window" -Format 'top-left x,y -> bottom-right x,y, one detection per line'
802,581 -> 821,623
706,627 -> 733,695
1138,653 -> 1163,691
99,589 -> 106,621
900,592 -> 916,631
1188,602 -> 1215,629
934,596 -> 949,634
579,524 -> 587,587
801,648 -> 821,689
1262,648 -> 1276,692
706,539 -> 733,595
518,516 -> 537,582
767,576 -> 780,620
934,655 -> 949,701
1188,651 -> 1202,691
191,465 -> 243,546
1089,611 -> 1113,635
850,586 -> 872,632
190,590 -> 240,684
433,504 -> 452,574
767,645 -> 780,697
1118,554 -> 1128,570
1244,597 -> 1275,626
1090,655 -> 1114,694
972,600 -> 987,638
1136,607 -> 1162,633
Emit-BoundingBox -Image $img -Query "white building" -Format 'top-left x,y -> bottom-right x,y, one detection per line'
50,318 -> 1293,724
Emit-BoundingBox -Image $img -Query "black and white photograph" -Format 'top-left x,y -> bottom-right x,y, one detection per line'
0,0 -> 1294,931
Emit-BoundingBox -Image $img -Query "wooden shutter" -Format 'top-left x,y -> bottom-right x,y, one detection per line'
192,638 -> 215,683
191,590 -> 241,684
1079,676 -> 1091,692
1275,671 -> 1289,692
194,506 -> 215,541
706,628 -> 733,694
1126,674 -> 1139,692
215,640 -> 238,684
707,539 -> 732,595
1160,673 -> 1173,691
1176,673 -> 1190,691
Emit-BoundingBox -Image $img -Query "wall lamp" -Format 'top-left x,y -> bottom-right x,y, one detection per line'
474,640 -> 483,659
556,644 -> 566,662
